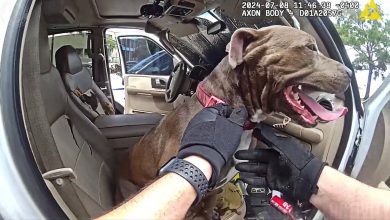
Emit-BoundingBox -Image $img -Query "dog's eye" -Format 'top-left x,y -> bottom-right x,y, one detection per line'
306,44 -> 317,51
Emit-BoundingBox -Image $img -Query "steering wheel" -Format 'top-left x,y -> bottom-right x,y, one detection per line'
165,62 -> 187,103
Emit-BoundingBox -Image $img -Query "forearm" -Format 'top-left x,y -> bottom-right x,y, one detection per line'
310,166 -> 390,220
97,156 -> 212,220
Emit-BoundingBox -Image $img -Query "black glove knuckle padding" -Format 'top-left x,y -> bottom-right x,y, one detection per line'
235,123 -> 326,203
178,104 -> 247,188
235,162 -> 268,175
228,106 -> 248,126
240,172 -> 267,186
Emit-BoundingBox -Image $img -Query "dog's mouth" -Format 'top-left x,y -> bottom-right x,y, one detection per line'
283,85 -> 348,125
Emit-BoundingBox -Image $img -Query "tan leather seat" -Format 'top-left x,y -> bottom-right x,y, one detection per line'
55,45 -> 115,121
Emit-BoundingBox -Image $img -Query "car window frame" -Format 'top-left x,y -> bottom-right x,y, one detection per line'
128,50 -> 166,73
117,34 -> 174,77
133,51 -> 172,76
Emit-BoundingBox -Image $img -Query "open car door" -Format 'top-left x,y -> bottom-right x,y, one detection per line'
349,76 -> 390,189
117,33 -> 178,114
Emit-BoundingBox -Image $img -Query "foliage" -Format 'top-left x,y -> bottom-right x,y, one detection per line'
336,8 -> 390,99
106,35 -> 117,51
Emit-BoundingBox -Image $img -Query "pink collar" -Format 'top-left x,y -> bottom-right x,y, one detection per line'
196,81 -> 256,130
196,81 -> 226,107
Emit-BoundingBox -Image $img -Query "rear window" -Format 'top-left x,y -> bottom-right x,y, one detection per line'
48,31 -> 92,70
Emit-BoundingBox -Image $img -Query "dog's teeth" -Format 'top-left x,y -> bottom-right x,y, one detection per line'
298,85 -> 302,90
293,93 -> 299,100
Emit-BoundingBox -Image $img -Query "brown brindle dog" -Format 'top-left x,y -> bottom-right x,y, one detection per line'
117,25 -> 350,208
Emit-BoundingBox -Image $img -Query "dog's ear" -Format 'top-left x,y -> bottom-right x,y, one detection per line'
228,28 -> 257,69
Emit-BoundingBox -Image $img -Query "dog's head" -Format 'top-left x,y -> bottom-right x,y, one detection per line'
227,26 -> 350,127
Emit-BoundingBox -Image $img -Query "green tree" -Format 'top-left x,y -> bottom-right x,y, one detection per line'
336,9 -> 390,99
106,35 -> 117,52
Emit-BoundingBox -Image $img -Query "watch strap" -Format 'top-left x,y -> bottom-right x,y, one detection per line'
158,158 -> 209,205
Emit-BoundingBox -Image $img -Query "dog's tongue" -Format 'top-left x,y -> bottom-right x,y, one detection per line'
298,91 -> 348,121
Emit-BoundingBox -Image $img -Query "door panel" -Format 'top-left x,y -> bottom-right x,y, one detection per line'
124,75 -> 172,114
116,33 -> 176,114
351,75 -> 390,187
356,100 -> 390,187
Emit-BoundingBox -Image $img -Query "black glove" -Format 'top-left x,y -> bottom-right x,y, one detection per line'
235,123 -> 326,203
177,104 -> 248,188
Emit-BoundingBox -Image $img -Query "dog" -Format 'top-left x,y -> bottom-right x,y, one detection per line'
117,25 -> 350,217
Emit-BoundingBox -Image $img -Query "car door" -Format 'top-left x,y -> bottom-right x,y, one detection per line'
348,76 -> 390,189
117,35 -> 177,114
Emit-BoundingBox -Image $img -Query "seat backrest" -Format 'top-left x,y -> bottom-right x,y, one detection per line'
24,14 -> 115,217
55,45 -> 114,121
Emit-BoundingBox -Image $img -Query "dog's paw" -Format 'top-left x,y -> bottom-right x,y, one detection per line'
250,109 -> 267,122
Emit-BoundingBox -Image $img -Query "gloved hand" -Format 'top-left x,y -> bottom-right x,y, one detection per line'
177,104 -> 248,188
235,123 -> 326,203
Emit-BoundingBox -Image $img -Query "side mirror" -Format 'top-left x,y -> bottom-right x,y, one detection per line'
207,21 -> 226,35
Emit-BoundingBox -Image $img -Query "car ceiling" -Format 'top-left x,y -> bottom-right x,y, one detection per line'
94,0 -> 150,17
42,0 -> 329,70
43,0 -> 152,30
43,0 -> 217,31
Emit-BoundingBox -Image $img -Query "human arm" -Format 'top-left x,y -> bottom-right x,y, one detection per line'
235,123 -> 390,220
310,166 -> 390,220
97,156 -> 212,220
98,104 -> 248,220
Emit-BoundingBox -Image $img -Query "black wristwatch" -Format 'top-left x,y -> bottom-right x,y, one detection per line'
158,157 -> 209,205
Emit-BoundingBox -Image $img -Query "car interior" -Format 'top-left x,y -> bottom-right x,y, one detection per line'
55,45 -> 115,120
20,0 -> 383,219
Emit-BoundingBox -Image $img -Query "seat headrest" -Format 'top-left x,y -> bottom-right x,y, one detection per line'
55,45 -> 83,75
